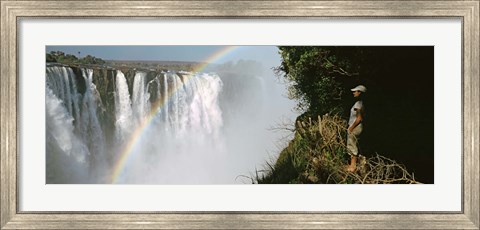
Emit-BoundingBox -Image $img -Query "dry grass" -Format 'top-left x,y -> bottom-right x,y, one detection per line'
255,114 -> 421,184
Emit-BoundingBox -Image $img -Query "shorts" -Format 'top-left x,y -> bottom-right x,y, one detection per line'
347,123 -> 363,156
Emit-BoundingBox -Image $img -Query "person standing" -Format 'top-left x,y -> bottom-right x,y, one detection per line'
346,85 -> 366,172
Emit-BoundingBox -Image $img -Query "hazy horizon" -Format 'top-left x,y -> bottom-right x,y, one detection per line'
46,45 -> 282,68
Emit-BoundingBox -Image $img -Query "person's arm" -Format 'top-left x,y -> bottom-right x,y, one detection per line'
348,108 -> 363,133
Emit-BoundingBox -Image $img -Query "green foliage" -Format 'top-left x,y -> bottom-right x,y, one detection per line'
46,53 -> 57,62
275,46 -> 366,117
77,54 -> 106,65
46,51 -> 105,65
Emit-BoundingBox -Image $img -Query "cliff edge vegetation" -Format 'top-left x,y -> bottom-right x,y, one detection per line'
255,114 -> 420,184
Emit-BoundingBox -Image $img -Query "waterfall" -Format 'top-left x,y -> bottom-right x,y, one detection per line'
162,73 -> 169,124
109,71 -> 225,183
80,69 -> 106,160
66,68 -> 81,125
146,72 -> 223,139
46,66 -> 75,117
46,66 -> 106,183
170,73 -> 182,133
155,77 -> 161,105
186,73 -> 223,137
46,64 -> 290,184
132,72 -> 150,124
46,85 -> 89,163
114,70 -> 133,142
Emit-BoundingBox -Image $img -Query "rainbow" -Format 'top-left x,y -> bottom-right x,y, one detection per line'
109,46 -> 239,183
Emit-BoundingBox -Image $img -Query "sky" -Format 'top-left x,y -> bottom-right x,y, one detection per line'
46,45 -> 282,68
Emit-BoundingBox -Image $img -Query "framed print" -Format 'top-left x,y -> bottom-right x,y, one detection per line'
1,0 -> 479,229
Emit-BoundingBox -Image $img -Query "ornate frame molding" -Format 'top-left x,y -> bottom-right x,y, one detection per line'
1,1 -> 478,229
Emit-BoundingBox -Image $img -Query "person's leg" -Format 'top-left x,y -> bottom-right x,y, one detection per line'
346,125 -> 362,172
347,155 -> 357,172
346,132 -> 358,172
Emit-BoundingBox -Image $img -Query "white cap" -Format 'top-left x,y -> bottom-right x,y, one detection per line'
351,85 -> 367,93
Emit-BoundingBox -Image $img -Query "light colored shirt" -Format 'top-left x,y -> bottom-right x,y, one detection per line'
348,101 -> 363,126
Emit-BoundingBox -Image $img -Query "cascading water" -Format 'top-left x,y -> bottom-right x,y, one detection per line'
80,69 -> 106,167
162,73 -> 169,125
170,73 -> 179,131
46,86 -> 90,183
132,72 -> 150,124
46,66 -> 104,183
114,70 -> 134,143
114,71 -> 225,183
46,62 -> 296,184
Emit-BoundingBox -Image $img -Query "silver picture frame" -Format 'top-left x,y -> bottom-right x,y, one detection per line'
1,1 -> 479,229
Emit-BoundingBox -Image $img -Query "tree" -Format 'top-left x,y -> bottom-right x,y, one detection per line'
46,53 -> 57,62
275,46 -> 366,117
47,51 -> 105,65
